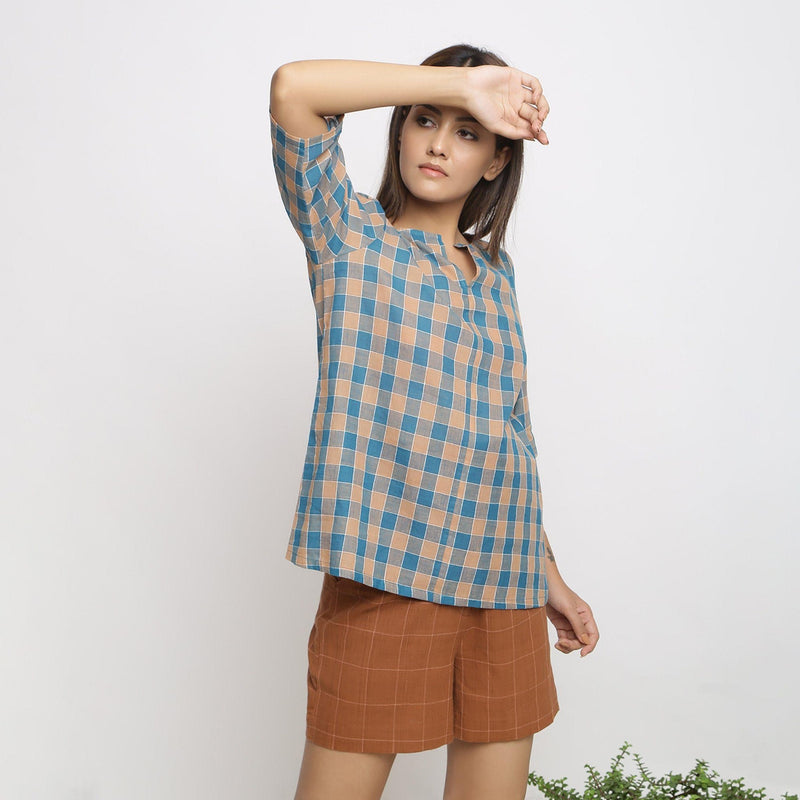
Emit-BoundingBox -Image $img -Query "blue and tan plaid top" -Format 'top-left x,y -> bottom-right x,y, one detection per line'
270,109 -> 548,609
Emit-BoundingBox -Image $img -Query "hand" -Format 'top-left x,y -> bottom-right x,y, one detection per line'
462,64 -> 550,144
545,578 -> 599,657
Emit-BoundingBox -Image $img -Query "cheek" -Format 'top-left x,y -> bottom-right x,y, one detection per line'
399,139 -> 423,174
453,155 -> 489,184
398,150 -> 414,179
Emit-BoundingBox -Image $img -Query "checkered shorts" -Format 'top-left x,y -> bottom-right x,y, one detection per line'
305,573 -> 559,753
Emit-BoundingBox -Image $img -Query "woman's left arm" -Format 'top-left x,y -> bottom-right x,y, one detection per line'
542,529 -> 600,657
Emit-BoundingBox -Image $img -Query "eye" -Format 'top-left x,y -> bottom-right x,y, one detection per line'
415,114 -> 478,141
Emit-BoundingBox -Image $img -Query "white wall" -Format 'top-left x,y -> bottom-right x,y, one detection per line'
2,0 -> 798,798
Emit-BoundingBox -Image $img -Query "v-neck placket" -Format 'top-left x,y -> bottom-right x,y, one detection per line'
403,228 -> 486,290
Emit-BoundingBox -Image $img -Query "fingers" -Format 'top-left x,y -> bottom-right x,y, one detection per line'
552,607 -> 599,658
554,638 -> 578,654
518,102 -> 549,144
534,92 -> 550,121
572,610 -> 599,657
520,75 -> 550,121
520,78 -> 550,144
554,630 -> 595,657
555,640 -> 582,655
578,616 -> 600,657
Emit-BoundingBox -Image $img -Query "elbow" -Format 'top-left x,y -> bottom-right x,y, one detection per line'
270,63 -> 296,111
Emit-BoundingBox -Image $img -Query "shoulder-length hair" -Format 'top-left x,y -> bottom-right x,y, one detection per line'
376,43 -> 525,267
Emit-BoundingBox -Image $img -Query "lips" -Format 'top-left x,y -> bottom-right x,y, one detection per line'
420,162 -> 447,176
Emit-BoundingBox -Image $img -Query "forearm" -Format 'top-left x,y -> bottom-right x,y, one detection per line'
542,528 -> 565,585
271,59 -> 467,118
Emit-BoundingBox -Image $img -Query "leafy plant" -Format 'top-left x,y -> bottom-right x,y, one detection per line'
528,741 -> 797,800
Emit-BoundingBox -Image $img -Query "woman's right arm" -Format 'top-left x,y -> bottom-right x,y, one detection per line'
269,59 -> 468,139
269,60 -> 479,266
268,59 -> 547,265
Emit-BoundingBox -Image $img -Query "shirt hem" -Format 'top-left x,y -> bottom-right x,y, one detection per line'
286,551 -> 548,610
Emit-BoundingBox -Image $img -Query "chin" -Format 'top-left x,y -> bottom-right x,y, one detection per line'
403,177 -> 452,202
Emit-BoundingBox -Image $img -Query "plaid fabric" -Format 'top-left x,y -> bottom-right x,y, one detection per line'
270,109 -> 548,609
306,573 -> 559,753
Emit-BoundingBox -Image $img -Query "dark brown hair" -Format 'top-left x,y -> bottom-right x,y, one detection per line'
376,43 -> 525,267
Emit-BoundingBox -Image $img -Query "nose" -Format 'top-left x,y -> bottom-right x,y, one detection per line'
427,128 -> 449,157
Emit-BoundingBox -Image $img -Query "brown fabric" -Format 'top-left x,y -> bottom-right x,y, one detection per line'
305,573 -> 559,753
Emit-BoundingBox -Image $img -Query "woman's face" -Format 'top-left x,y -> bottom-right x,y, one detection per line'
397,104 -> 510,205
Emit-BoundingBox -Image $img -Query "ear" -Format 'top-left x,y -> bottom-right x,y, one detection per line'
484,145 -> 511,182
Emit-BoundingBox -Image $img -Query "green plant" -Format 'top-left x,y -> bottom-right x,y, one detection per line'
528,741 -> 797,800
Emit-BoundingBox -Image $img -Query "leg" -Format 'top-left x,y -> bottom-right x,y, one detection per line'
443,605 -> 557,799
293,738 -> 397,800
442,734 -> 534,800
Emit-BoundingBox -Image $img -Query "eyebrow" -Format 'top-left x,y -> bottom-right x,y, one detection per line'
415,104 -> 480,125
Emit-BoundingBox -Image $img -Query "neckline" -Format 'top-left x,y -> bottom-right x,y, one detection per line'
395,226 -> 468,248
392,226 -> 485,287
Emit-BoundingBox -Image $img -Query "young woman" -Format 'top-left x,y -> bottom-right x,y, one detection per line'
269,43 -> 599,800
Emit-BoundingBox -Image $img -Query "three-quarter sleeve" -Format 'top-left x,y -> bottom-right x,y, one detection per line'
269,110 -> 384,266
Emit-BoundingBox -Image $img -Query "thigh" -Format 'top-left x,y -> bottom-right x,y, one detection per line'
294,738 -> 396,800
443,734 -> 534,800
452,605 -> 558,743
305,573 -> 463,753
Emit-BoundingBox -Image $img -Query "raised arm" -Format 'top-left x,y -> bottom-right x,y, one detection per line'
268,58 -> 547,265
269,58 -> 548,143
269,59 -> 468,139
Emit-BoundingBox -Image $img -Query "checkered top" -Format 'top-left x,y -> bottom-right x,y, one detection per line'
270,109 -> 548,608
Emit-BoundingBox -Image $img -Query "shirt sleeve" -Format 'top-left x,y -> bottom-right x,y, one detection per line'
269,109 -> 384,266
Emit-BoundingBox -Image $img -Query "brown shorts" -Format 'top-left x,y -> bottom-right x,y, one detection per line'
305,572 -> 559,753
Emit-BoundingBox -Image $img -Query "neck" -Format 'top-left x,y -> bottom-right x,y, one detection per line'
390,201 -> 468,248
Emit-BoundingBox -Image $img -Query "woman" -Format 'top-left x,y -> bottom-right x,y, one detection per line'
269,43 -> 599,800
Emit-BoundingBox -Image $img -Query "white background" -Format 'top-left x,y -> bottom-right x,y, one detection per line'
2,0 -> 798,798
